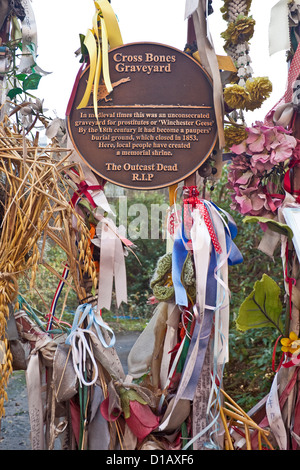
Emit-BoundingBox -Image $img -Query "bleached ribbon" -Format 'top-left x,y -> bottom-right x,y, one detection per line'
269,0 -> 291,56
18,0 -> 37,73
19,0 -> 49,75
188,0 -> 225,149
159,210 -> 219,431
207,202 -> 230,366
266,372 -> 288,450
95,217 -> 127,311
184,0 -> 199,18
25,353 -> 45,449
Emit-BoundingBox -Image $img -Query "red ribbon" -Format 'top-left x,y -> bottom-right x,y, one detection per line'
262,187 -> 285,212
71,181 -> 103,208
283,159 -> 300,203
284,243 -> 296,320
183,186 -> 222,254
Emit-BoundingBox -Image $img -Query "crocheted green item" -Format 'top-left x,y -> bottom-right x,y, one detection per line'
182,253 -> 196,303
150,252 -> 196,303
150,253 -> 174,301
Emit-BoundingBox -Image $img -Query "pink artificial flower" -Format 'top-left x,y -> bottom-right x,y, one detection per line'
230,140 -> 247,155
233,194 -> 254,214
235,170 -> 254,186
269,133 -> 297,164
246,126 -> 266,153
250,153 -> 273,172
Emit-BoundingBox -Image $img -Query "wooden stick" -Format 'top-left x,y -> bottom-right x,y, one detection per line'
219,406 -> 234,450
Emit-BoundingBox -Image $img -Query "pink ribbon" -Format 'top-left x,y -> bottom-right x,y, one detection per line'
71,181 -> 103,208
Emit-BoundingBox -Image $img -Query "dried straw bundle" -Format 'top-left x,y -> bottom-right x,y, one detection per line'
0,119 -> 97,418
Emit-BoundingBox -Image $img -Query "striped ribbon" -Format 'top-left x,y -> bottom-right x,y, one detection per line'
46,264 -> 70,332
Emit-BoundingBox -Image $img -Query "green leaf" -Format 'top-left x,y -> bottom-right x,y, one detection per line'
25,42 -> 37,61
23,73 -> 42,92
15,73 -> 27,82
119,387 -> 147,419
79,33 -> 88,56
236,274 -> 284,334
7,87 -> 23,99
243,215 -> 293,240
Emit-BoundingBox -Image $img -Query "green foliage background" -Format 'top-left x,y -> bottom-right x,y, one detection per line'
18,166 -> 285,410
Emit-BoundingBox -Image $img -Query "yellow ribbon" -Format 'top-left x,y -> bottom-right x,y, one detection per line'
77,0 -> 123,112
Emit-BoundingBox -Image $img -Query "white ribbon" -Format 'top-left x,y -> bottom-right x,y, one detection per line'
25,353 -> 44,449
67,328 -> 98,387
18,0 -> 37,73
18,0 -> 50,75
207,202 -> 230,365
191,0 -> 225,149
96,217 -> 127,311
269,0 -> 290,56
191,208 -> 211,315
184,0 -> 199,18
159,202 -> 230,433
266,372 -> 288,450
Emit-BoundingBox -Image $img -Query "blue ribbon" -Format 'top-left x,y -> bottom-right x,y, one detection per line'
208,201 -> 243,266
179,202 -> 242,400
66,303 -> 116,348
172,223 -> 190,307
180,246 -> 218,400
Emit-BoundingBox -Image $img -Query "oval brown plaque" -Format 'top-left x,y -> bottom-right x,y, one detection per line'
67,42 -> 217,189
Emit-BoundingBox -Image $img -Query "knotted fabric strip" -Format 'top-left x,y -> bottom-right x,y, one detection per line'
266,372 -> 288,450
